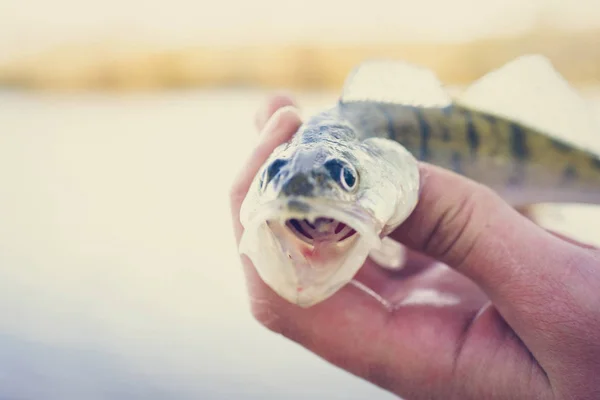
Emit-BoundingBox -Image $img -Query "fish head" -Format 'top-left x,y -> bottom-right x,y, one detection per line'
239,129 -> 414,307
267,143 -> 361,204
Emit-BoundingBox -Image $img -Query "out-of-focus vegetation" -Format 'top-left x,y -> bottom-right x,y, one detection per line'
1,27 -> 599,91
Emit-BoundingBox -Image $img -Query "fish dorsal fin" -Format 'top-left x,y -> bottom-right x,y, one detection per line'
340,59 -> 453,108
456,54 -> 600,153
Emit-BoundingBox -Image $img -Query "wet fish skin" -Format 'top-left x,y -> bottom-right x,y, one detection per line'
339,101 -> 600,207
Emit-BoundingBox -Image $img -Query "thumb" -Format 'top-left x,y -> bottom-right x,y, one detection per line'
390,163 -> 593,336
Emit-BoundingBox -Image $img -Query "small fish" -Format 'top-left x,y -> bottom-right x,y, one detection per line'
239,54 -> 600,307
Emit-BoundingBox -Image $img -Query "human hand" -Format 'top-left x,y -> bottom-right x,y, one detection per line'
230,94 -> 600,400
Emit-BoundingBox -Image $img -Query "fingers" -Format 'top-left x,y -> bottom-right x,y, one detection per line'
230,105 -> 302,227
254,92 -> 298,131
230,96 -> 303,307
230,92 -> 298,210
390,163 -> 598,351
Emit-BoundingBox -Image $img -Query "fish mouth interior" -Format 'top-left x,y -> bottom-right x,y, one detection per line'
285,217 -> 357,245
239,198 -> 382,306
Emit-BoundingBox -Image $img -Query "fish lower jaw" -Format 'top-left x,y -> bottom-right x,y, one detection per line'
239,200 -> 383,306
254,223 -> 371,307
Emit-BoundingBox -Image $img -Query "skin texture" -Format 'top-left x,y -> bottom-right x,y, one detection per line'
229,93 -> 600,400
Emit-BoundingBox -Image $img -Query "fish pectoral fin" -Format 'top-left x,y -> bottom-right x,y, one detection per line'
339,59 -> 453,108
369,237 -> 406,270
349,279 -> 392,310
363,137 -> 420,227
456,54 -> 600,154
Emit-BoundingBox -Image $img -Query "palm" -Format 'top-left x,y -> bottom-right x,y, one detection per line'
346,250 -> 539,398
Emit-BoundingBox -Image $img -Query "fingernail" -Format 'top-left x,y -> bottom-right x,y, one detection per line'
258,105 -> 300,143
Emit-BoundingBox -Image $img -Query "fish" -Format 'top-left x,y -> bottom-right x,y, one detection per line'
238,54 -> 600,308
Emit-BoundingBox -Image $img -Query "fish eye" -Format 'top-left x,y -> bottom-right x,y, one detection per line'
260,158 -> 288,190
341,166 -> 357,190
324,159 -> 358,191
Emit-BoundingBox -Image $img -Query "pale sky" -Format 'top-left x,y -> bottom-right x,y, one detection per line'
0,0 -> 599,62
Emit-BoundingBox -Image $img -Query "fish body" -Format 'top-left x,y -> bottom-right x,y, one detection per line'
239,54 -> 600,307
339,101 -> 600,206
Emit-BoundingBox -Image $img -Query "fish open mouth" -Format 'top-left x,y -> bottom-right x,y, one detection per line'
239,198 -> 382,307
285,218 -> 357,244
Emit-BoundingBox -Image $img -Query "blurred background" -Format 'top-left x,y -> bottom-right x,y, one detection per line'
1,1 -> 600,399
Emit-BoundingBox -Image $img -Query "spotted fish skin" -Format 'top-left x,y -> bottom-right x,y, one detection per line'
337,100 -> 600,207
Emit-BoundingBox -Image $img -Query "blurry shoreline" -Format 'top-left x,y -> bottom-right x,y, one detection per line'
1,27 -> 600,92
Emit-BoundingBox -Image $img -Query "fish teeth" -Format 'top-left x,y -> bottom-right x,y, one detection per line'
314,218 -> 336,234
306,215 -> 317,225
331,225 -> 353,242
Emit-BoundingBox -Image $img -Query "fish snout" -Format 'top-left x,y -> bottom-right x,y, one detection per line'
280,173 -> 315,197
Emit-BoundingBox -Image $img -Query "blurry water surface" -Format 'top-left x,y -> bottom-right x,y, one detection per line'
1,89 -> 599,399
